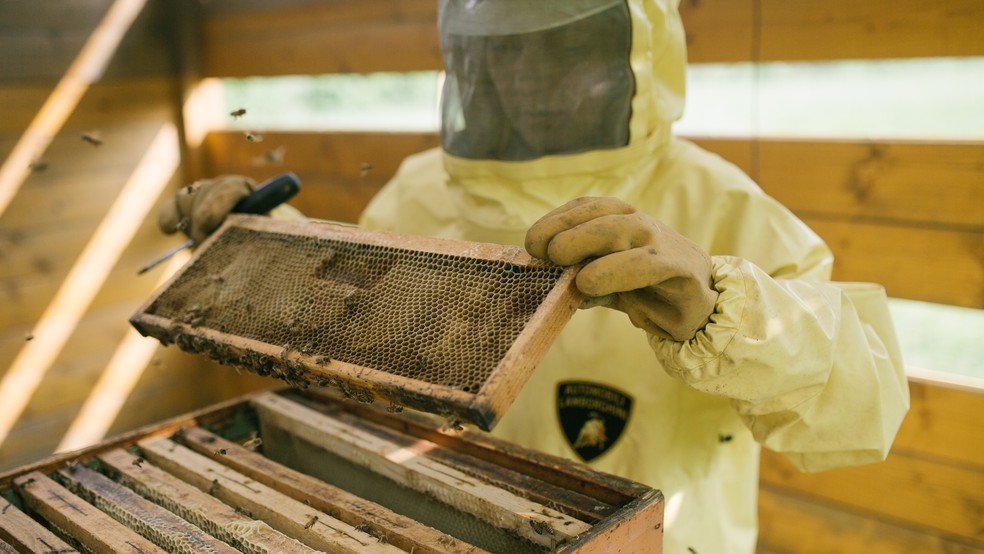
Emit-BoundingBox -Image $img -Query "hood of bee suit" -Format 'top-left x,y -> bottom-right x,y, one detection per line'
437,0 -> 687,244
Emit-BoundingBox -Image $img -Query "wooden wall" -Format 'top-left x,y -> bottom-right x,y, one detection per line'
0,0 -> 271,471
1,1 -> 982,552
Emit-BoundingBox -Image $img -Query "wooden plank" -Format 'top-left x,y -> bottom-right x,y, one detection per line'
0,79 -> 176,137
192,0 -> 984,78
293,389 -> 635,515
203,130 -> 439,223
692,138 -> 984,230
251,391 -> 593,549
758,485 -> 983,553
305,404 -> 617,522
55,463 -> 240,554
559,490 -> 664,554
759,448 -> 984,542
803,217 -> 983,308
680,0 -> 984,62
205,133 -> 983,231
0,495 -> 80,553
892,380 -> 984,470
0,1 -> 176,83
175,425 -> 478,554
137,436 -> 404,554
12,471 -> 166,554
202,128 -> 397,180
199,0 -> 440,77
97,448 -> 318,554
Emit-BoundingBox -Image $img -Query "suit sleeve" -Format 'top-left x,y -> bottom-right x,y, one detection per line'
651,200 -> 909,473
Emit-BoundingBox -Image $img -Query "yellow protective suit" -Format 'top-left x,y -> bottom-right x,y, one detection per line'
360,1 -> 909,552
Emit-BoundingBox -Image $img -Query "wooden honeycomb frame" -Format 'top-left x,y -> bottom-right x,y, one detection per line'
130,215 -> 582,431
0,389 -> 664,553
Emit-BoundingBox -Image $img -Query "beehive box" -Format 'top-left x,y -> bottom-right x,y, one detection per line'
130,215 -> 582,431
0,388 -> 664,553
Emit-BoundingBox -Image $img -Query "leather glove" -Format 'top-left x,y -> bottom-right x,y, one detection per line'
158,175 -> 255,245
526,197 -> 719,342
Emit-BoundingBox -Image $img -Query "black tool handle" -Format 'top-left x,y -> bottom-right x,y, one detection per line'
232,172 -> 301,214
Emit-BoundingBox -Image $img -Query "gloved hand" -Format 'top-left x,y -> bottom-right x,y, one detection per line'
526,197 -> 719,342
158,175 -> 255,245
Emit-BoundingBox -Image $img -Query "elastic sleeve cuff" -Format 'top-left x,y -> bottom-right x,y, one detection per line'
651,256 -> 747,382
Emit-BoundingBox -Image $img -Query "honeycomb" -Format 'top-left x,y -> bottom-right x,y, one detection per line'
133,217 -> 578,427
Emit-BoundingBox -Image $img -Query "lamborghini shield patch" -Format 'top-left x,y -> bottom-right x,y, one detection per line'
557,381 -> 633,462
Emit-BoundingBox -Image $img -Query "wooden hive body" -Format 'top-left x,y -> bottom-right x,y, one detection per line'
0,389 -> 664,553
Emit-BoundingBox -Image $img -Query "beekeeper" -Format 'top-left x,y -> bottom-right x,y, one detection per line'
158,1 -> 909,552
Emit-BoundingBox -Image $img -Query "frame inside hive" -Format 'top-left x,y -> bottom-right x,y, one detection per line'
0,389 -> 663,553
130,214 -> 582,431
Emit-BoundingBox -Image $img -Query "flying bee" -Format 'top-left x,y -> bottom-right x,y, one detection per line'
242,434 -> 262,451
230,108 -> 247,119
244,131 -> 263,143
359,162 -> 374,177
81,132 -> 103,146
29,159 -> 48,171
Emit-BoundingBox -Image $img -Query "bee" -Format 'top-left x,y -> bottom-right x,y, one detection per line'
266,146 -> 285,163
304,515 -> 318,529
244,131 -> 263,143
24,332 -> 33,341
29,159 -> 48,171
242,436 -> 262,451
230,108 -> 247,119
132,457 -> 145,468
343,292 -> 358,313
80,132 -> 103,146
213,448 -> 227,457
386,402 -> 404,413
359,162 -> 374,177
443,414 -> 464,432
529,518 -> 554,536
